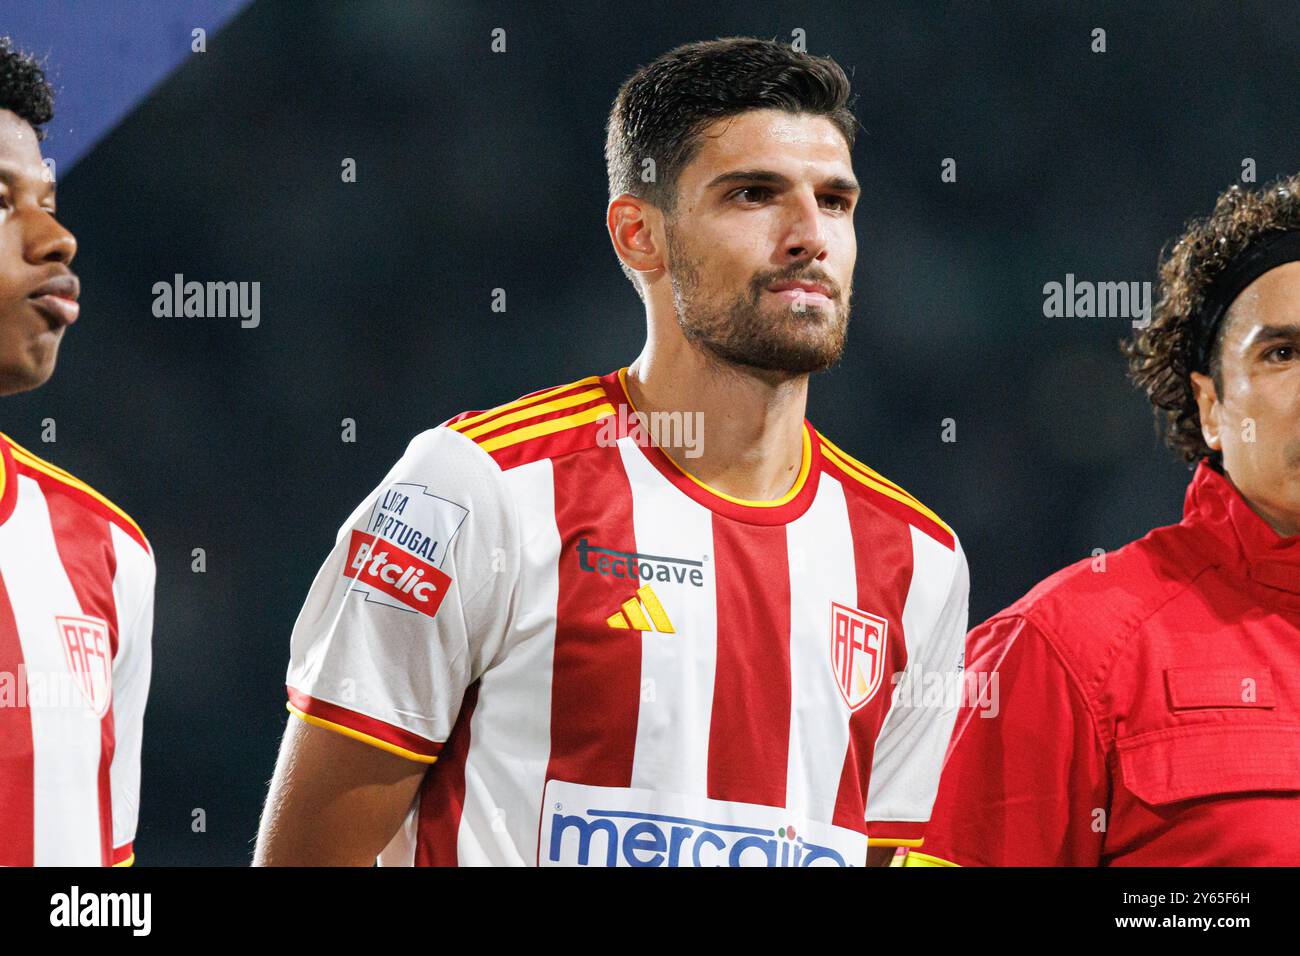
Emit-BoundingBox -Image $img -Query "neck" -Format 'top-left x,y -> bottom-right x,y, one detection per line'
624,331 -> 810,502
1223,467 -> 1300,538
1243,497 -> 1300,538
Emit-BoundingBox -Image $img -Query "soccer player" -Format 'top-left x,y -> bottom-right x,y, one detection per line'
255,37 -> 968,867
914,175 -> 1300,866
0,38 -> 155,866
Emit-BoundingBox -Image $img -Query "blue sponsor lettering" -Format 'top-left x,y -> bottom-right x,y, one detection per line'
547,808 -> 850,867
549,815 -> 618,867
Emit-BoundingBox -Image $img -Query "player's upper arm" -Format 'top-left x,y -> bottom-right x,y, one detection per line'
864,535 -> 970,849
259,426 -> 519,863
255,714 -> 430,866
108,527 -> 155,867
284,425 -> 519,760
916,613 -> 1110,866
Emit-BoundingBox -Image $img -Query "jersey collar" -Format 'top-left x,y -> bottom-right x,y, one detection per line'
1184,459 -> 1300,596
599,368 -> 821,526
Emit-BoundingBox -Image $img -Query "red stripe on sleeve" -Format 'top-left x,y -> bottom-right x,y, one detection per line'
706,519 -> 792,808
546,446 -> 643,789
0,574 -> 34,866
865,820 -> 926,842
285,687 -> 444,760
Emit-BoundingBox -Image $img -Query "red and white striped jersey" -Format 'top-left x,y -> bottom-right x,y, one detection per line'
287,369 -> 967,866
0,433 -> 154,866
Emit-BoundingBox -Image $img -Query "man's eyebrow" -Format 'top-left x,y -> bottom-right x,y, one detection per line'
704,168 -> 860,193
1248,323 -> 1300,345
0,161 -> 56,195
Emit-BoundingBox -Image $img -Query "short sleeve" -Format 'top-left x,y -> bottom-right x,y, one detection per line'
865,537 -> 970,847
286,426 -> 519,763
916,614 -> 1110,866
108,525 -> 155,867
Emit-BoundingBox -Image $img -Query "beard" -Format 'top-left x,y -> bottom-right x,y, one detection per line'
665,222 -> 849,376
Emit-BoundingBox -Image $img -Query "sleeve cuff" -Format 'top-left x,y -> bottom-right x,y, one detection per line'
111,843 -> 134,867
866,820 -> 926,848
286,687 -> 443,763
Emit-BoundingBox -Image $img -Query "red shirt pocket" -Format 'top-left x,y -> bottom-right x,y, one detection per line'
1118,725 -> 1300,805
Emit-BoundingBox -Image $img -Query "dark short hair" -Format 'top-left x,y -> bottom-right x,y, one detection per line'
605,37 -> 858,297
1123,174 -> 1300,465
0,36 -> 53,141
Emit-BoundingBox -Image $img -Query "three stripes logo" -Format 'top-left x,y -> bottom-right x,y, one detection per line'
607,585 -> 675,633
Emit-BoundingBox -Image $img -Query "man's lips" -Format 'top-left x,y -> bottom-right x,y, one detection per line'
28,275 -> 80,327
767,280 -> 833,307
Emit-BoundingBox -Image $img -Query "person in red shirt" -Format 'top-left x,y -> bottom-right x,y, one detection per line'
912,174 -> 1300,866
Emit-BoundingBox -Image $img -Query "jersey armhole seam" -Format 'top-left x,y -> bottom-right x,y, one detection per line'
1008,614 -> 1113,762
435,426 -> 525,675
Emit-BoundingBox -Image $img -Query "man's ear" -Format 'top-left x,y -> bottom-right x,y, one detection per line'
607,194 -> 665,279
1189,371 -> 1223,452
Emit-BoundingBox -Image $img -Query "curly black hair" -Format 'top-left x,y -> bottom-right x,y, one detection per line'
605,37 -> 859,300
1123,173 -> 1300,466
0,36 -> 54,141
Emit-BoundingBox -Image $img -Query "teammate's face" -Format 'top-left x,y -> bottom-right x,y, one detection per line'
1193,261 -> 1300,535
663,109 -> 857,375
0,109 -> 78,397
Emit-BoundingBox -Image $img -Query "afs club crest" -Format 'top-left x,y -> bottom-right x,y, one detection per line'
830,602 -> 887,711
55,615 -> 112,717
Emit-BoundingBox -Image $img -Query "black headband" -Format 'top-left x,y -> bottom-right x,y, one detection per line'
1194,229 -> 1300,373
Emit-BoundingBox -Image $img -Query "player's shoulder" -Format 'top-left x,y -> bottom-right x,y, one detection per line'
1,432 -> 152,559
986,518 -> 1209,670
435,371 -> 617,472
814,429 -> 958,555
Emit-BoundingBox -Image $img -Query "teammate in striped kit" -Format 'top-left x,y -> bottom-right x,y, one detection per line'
0,39 -> 155,866
256,38 -> 967,867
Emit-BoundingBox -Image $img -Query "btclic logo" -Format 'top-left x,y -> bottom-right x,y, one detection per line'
343,531 -> 452,617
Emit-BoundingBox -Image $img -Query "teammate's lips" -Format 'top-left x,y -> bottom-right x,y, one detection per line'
767,279 -> 833,306
27,274 -> 80,327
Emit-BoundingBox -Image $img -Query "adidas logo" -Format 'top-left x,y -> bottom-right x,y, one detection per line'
606,585 -> 675,633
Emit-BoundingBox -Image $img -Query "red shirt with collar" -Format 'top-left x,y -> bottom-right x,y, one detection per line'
920,460 -> 1300,866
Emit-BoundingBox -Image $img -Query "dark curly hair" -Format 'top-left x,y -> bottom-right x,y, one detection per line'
605,37 -> 859,299
0,36 -> 54,141
1123,173 -> 1300,466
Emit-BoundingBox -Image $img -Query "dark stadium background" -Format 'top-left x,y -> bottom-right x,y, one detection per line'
4,1 -> 1296,864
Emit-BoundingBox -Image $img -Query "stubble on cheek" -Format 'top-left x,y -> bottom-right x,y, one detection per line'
666,231 -> 849,374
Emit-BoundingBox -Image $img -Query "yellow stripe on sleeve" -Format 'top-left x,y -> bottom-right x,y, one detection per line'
816,432 -> 917,501
821,443 -> 953,537
460,387 -> 609,440
286,702 -> 440,764
867,836 -> 925,848
449,375 -> 601,433
5,441 -> 147,543
477,403 -> 615,453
